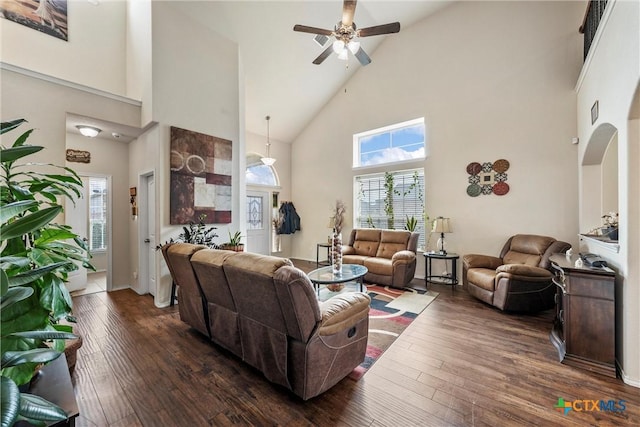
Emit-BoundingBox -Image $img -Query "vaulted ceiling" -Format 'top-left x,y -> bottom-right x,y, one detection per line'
175,1 -> 451,143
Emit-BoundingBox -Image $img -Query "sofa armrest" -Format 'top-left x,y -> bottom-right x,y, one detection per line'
392,250 -> 416,264
496,264 -> 552,278
342,245 -> 355,256
318,293 -> 370,336
463,254 -> 503,270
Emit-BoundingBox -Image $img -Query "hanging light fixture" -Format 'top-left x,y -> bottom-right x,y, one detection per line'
261,115 -> 276,166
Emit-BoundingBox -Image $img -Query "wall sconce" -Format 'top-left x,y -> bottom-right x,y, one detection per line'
76,125 -> 102,138
130,187 -> 137,219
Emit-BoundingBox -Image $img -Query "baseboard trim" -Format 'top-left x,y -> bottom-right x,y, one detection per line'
617,359 -> 640,388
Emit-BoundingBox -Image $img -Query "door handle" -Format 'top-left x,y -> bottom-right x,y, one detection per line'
144,238 -> 150,243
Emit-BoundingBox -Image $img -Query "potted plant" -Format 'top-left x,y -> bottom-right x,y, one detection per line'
221,230 -> 244,252
156,214 -> 220,250
1,119 -> 92,426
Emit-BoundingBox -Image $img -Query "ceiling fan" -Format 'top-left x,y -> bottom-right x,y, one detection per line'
293,0 -> 400,66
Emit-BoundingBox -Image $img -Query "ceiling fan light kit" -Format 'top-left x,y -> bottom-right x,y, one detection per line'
293,0 -> 400,66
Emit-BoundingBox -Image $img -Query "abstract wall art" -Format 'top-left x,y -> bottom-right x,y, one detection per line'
170,126 -> 232,224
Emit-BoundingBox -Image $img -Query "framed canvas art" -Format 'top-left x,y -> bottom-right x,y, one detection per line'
0,0 -> 68,41
169,126 -> 232,224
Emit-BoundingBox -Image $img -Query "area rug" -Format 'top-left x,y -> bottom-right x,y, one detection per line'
349,284 -> 438,380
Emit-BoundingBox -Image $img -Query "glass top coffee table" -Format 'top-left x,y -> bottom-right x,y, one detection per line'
307,264 -> 368,297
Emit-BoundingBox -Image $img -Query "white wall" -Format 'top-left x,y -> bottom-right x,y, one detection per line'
0,69 -> 141,293
575,0 -> 640,387
66,132 -> 130,286
0,0 -> 127,96
245,130 -> 293,257
126,0 -> 152,123
126,1 -> 241,306
291,1 -> 583,264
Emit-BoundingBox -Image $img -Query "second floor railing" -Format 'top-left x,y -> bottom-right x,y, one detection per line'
579,0 -> 609,60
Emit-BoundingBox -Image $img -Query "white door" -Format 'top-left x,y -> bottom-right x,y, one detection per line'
246,190 -> 269,255
146,175 -> 156,295
65,177 -> 89,292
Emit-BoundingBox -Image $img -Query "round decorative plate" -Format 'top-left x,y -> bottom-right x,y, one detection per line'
467,184 -> 481,197
493,182 -> 510,196
493,159 -> 510,173
466,162 -> 482,175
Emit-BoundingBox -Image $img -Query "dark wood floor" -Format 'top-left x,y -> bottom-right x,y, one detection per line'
70,261 -> 639,426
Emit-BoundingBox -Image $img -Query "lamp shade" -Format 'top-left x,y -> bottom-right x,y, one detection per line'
432,217 -> 452,233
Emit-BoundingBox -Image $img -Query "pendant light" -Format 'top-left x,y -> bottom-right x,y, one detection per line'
261,115 -> 276,166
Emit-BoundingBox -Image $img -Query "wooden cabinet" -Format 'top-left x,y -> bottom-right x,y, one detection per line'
549,254 -> 617,378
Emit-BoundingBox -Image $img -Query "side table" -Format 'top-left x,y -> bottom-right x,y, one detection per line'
316,243 -> 331,268
424,252 -> 459,292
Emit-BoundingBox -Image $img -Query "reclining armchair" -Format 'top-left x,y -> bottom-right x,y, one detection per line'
463,234 -> 571,312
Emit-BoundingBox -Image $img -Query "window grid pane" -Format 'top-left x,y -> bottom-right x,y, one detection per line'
88,178 -> 107,251
247,195 -> 263,230
355,169 -> 425,248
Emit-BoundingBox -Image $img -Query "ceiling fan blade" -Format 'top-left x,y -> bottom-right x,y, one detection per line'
358,22 -> 401,37
342,0 -> 357,27
354,47 -> 371,66
293,24 -> 333,36
312,45 -> 334,65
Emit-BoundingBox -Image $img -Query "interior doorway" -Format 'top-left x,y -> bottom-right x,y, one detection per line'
65,174 -> 112,295
138,171 -> 156,296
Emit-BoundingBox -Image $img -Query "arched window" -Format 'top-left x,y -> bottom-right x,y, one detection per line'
246,152 -> 279,186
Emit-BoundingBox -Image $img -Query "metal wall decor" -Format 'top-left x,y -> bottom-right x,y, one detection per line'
466,159 -> 510,197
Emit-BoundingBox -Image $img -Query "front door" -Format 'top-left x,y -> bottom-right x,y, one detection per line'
246,190 -> 269,255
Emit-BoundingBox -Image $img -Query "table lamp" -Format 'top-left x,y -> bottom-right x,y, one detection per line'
432,217 -> 452,255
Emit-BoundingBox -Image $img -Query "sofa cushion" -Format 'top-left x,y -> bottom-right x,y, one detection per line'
342,254 -> 368,265
466,268 -> 497,291
352,229 -> 381,256
363,256 -> 393,276
502,251 -> 542,267
376,230 -> 411,259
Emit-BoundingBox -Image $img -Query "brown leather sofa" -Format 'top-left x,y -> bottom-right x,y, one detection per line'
161,243 -> 371,400
462,234 -> 571,312
342,228 -> 419,289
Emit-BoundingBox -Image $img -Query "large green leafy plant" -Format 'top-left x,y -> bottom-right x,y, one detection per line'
1,119 -> 93,426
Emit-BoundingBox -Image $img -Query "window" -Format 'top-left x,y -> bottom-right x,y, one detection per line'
353,118 -> 425,168
89,177 -> 107,251
355,169 -> 425,247
246,153 -> 278,186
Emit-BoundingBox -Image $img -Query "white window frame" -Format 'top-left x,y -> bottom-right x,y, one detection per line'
353,168 -> 426,248
353,117 -> 426,169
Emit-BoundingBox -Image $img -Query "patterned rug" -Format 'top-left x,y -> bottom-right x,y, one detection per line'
330,284 -> 439,380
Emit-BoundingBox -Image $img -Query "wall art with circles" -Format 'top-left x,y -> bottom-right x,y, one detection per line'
170,126 -> 232,224
466,159 -> 510,197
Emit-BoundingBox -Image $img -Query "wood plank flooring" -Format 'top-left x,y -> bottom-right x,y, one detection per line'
70,260 -> 639,426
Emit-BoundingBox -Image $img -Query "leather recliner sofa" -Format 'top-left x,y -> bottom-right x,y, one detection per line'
341,228 -> 419,289
161,243 -> 371,400
462,234 -> 571,312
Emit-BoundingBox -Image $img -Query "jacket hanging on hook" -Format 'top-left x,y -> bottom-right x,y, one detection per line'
277,202 -> 301,235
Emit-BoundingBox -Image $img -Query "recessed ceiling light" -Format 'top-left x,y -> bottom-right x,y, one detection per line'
76,125 -> 101,138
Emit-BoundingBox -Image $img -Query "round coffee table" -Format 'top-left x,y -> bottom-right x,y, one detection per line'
307,264 -> 368,296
